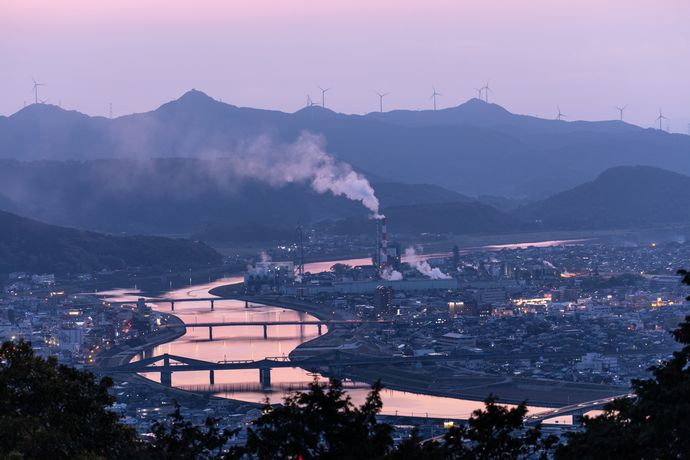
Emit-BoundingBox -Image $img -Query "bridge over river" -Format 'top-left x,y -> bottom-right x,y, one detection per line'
170,319 -> 390,340
100,352 -> 464,387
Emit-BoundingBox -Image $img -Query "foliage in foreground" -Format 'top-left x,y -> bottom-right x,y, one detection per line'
555,269 -> 690,459
245,379 -> 393,459
0,340 -> 140,459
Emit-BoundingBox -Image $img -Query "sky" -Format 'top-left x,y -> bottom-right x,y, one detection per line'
2,0 -> 690,131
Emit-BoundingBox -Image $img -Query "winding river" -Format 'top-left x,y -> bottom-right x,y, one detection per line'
105,240 -> 587,420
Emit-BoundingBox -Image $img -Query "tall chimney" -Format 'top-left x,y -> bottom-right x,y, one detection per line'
380,217 -> 388,269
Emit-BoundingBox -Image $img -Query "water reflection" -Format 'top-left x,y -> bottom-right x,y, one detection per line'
104,264 -> 554,419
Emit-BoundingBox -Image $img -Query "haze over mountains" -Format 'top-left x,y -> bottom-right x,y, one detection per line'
1,90 -> 690,243
3,90 -> 690,198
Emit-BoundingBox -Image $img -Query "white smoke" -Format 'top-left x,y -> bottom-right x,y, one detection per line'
226,133 -> 382,217
380,267 -> 403,281
404,247 -> 452,280
247,251 -> 272,275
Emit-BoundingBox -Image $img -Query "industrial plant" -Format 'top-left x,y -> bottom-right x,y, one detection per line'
243,217 -> 457,295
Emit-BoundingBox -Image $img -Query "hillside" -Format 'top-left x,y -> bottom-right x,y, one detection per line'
3,90 -> 690,198
320,201 -> 524,237
0,159 -> 473,236
520,166 -> 690,229
0,209 -> 222,275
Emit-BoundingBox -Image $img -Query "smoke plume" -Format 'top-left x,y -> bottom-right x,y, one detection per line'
247,251 -> 272,276
404,247 -> 452,280
226,133 -> 382,217
380,266 -> 403,281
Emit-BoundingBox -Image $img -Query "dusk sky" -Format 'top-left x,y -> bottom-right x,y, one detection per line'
3,0 -> 689,130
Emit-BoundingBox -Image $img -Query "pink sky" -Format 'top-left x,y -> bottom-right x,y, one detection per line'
2,0 -> 689,130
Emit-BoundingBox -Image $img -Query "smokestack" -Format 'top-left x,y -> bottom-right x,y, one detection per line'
375,218 -> 381,269
380,217 -> 388,270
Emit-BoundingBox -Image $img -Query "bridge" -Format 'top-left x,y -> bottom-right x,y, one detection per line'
99,352 -> 460,387
525,394 -> 630,425
104,297 -> 236,311
176,319 -> 390,340
176,380 -> 371,394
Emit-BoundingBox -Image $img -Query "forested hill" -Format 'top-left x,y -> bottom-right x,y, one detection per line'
0,209 -> 222,275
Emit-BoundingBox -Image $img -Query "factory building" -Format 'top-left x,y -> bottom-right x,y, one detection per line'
282,277 -> 457,295
373,285 -> 394,315
437,332 -> 477,350
475,287 -> 507,305
244,261 -> 295,293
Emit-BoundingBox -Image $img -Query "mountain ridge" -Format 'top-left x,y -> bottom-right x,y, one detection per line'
2,90 -> 689,199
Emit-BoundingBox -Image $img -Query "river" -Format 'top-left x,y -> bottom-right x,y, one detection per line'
103,240 -> 587,420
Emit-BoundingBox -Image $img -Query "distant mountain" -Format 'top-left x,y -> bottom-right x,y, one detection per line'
320,201 -> 524,237
520,166 -> 690,229
365,98 -> 640,135
0,159 -> 470,236
3,91 -> 690,198
0,209 -> 222,275
372,182 -> 473,207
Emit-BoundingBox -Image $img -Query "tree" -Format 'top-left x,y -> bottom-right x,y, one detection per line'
145,402 -> 239,460
0,340 -> 140,459
330,263 -> 352,276
384,428 -> 445,460
433,397 -> 557,459
556,270 -> 690,459
245,379 -> 393,460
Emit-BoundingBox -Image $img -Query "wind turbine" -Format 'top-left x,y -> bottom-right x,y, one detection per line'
31,78 -> 45,104
306,94 -> 320,108
318,86 -> 330,108
430,87 -> 441,111
556,106 -> 566,121
481,81 -> 492,103
375,91 -> 389,113
615,105 -> 627,121
655,109 -> 666,130
474,87 -> 484,100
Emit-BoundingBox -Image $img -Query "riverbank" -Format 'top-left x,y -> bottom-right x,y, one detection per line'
208,286 -> 350,321
94,312 -> 258,409
95,312 -> 187,369
207,287 -> 626,408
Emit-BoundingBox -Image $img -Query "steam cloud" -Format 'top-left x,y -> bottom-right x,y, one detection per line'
404,247 -> 452,280
226,133 -> 382,217
380,266 -> 403,281
247,251 -> 272,276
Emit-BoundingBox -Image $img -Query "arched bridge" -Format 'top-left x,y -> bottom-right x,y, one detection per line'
99,352 -> 459,387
